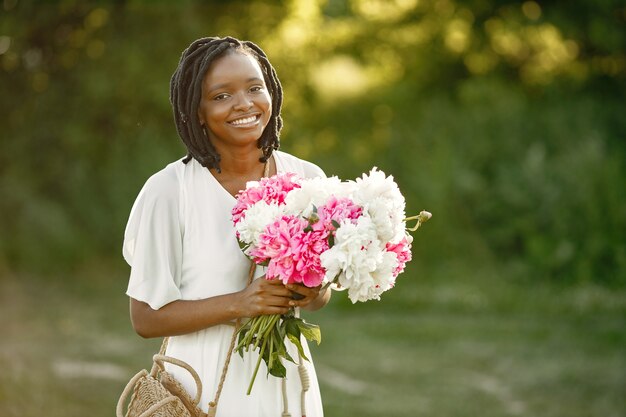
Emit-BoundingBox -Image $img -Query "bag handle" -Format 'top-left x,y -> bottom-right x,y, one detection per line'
135,397 -> 183,417
115,369 -> 187,417
153,354 -> 204,406
116,353 -> 206,417
116,369 -> 148,417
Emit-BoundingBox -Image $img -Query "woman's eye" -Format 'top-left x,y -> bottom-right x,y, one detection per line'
250,86 -> 263,93
214,93 -> 229,101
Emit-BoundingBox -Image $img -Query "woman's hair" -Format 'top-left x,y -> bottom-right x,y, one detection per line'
170,36 -> 283,172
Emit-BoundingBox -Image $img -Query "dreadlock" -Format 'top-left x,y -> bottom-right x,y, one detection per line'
170,36 -> 283,172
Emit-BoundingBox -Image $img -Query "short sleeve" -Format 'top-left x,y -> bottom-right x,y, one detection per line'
123,168 -> 183,310
300,159 -> 326,179
274,150 -> 326,179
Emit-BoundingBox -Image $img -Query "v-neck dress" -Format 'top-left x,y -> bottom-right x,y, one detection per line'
123,150 -> 325,416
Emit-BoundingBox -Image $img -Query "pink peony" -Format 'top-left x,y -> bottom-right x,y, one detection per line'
290,228 -> 330,287
232,173 -> 302,225
386,237 -> 412,278
314,196 -> 363,232
249,214 -> 329,287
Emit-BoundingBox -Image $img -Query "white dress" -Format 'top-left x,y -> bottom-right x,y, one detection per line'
123,150 -> 325,417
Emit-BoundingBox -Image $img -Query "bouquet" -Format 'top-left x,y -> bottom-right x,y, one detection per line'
232,168 -> 431,393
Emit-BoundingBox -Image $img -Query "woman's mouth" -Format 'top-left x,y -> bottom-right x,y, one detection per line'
228,114 -> 260,126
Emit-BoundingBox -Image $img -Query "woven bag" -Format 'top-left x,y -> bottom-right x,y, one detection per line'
116,343 -> 207,417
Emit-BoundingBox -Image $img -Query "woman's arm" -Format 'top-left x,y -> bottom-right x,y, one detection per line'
130,278 -> 294,338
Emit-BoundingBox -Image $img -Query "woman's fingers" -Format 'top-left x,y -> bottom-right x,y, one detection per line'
240,278 -> 293,317
256,278 -> 292,296
285,284 -> 321,307
287,283 -> 320,297
240,278 -> 323,316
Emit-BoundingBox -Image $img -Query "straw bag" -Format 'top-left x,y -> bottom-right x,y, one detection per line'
116,337 -> 208,417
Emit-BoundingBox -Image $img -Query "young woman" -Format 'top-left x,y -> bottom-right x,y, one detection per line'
123,37 -> 330,416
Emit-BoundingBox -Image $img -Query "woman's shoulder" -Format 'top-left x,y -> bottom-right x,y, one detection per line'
274,150 -> 325,179
138,158 -> 186,203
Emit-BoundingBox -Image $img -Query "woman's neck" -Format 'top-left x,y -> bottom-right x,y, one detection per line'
212,145 -> 264,177
208,148 -> 274,197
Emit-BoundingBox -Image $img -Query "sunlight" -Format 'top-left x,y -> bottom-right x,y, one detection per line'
521,1 -> 541,21
445,18 -> 472,54
309,55 -> 370,100
353,0 -> 419,22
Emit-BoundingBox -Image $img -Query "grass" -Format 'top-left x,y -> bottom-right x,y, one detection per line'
1,261 -> 624,417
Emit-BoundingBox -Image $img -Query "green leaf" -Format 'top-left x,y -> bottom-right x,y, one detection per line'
331,219 -> 340,229
287,332 -> 310,362
283,349 -> 295,364
297,320 -> 322,345
283,317 -> 301,340
268,355 -> 287,378
273,327 -> 296,364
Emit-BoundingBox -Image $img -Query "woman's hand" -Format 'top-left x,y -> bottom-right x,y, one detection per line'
235,276 -> 293,318
286,283 -> 331,311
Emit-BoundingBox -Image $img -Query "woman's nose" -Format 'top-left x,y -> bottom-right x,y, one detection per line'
233,92 -> 253,111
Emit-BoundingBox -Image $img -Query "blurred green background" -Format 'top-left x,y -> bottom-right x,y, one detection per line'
1,0 -> 625,416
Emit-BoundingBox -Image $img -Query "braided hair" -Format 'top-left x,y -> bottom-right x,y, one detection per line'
170,36 -> 283,172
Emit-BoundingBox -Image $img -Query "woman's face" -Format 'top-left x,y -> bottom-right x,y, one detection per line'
198,51 -> 272,153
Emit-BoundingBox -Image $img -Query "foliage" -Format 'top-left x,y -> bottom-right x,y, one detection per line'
0,0 -> 624,284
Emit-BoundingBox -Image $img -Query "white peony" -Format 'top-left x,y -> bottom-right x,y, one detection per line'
235,200 -> 284,247
352,168 -> 404,208
352,168 -> 406,244
369,250 -> 398,297
320,215 -> 397,303
284,175 -> 348,217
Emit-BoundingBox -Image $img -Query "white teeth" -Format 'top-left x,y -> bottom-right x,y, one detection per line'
230,115 -> 257,125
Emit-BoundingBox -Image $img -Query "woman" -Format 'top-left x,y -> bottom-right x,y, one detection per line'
123,37 -> 330,416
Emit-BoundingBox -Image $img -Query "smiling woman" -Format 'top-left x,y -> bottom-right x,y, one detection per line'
198,52 -> 273,192
120,37 -> 330,417
170,38 -> 284,173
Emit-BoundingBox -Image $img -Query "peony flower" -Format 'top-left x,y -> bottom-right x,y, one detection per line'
352,168 -> 404,209
368,249 -> 398,299
234,200 -> 285,247
320,215 -> 384,302
232,172 -> 301,225
249,214 -> 306,273
249,214 -> 329,287
385,236 -> 413,278
352,168 -> 407,243
284,175 -> 348,218
291,228 -> 330,287
314,196 -> 363,232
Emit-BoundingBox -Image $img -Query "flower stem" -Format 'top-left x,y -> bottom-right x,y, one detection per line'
246,314 -> 282,395
404,210 -> 432,231
253,315 -> 270,350
247,336 -> 267,395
